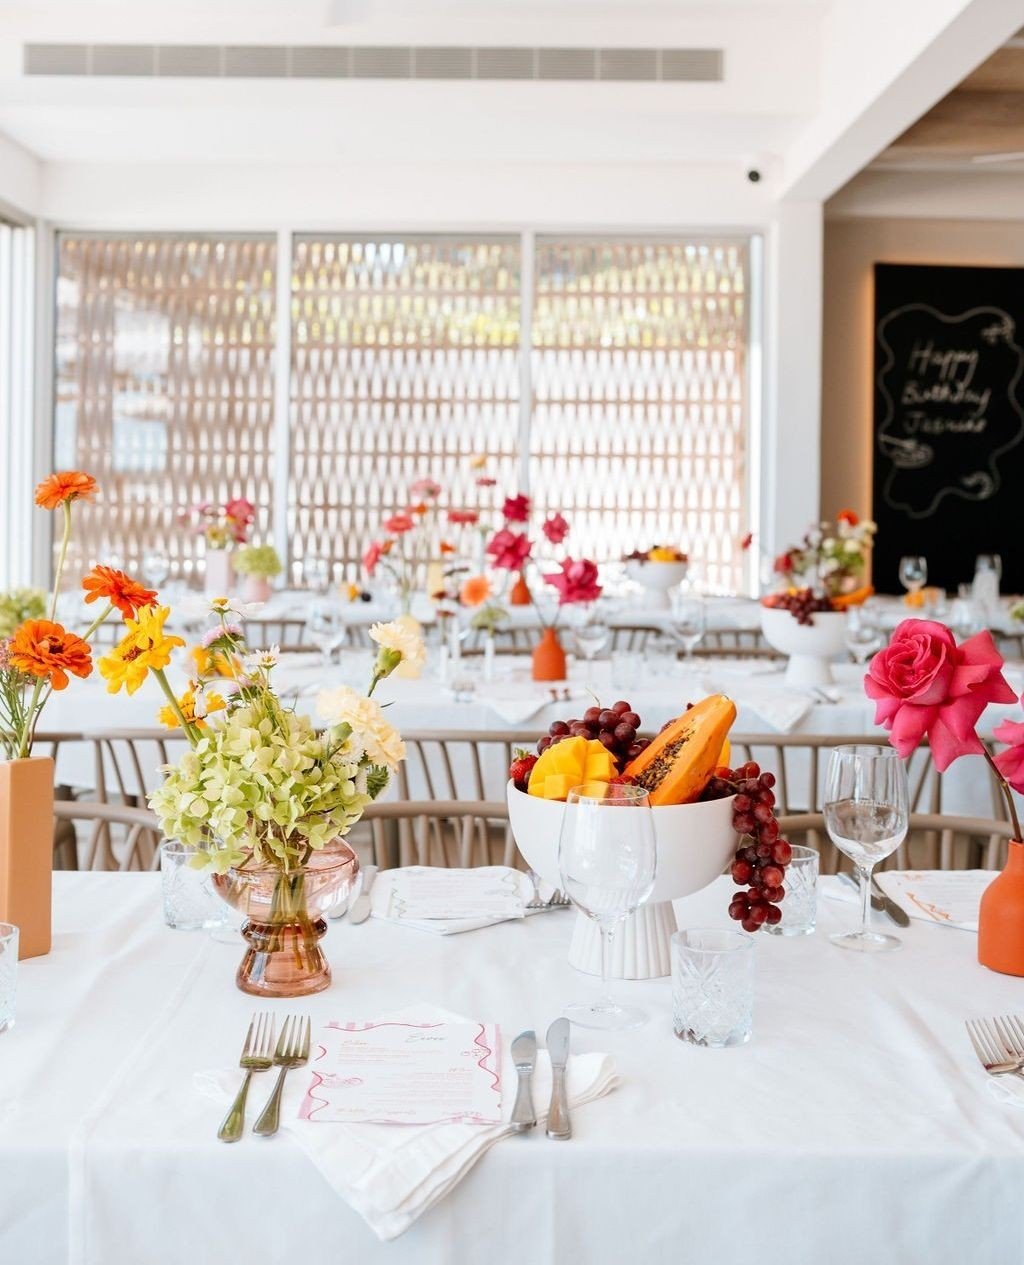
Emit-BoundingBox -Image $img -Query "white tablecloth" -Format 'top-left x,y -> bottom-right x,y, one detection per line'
3,873 -> 1024,1264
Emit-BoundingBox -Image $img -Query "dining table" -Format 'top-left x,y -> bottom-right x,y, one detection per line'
3,870 -> 1024,1264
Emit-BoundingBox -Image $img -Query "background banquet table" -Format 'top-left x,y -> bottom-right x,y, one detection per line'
3,872 -> 1024,1265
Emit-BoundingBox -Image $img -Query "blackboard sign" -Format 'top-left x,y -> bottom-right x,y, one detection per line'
872,263 -> 1024,594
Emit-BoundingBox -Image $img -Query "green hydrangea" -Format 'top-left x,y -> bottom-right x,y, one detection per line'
150,696 -> 382,872
0,587 -> 46,638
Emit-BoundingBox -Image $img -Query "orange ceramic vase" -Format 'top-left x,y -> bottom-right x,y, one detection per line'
978,840 -> 1024,976
532,627 -> 567,682
0,757 -> 54,959
509,573 -> 531,606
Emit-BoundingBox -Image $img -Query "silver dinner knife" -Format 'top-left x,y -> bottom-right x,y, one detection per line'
346,865 -> 379,925
509,1030 -> 537,1132
839,871 -> 910,928
545,1018 -> 572,1141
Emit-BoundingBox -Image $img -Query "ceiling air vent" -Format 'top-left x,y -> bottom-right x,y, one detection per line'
23,43 -> 724,83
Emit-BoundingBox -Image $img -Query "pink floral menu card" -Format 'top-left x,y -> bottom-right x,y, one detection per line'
298,1020 -> 502,1125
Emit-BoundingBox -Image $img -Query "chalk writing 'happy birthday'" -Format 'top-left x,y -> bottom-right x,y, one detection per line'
900,339 -> 991,431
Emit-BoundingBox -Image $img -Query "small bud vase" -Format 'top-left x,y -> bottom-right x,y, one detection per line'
532,627 -> 567,682
212,840 -> 359,996
242,575 -> 273,603
978,839 -> 1024,976
204,548 -> 234,597
509,572 -> 531,606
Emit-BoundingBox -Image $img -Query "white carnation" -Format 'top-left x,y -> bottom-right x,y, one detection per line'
369,618 -> 426,676
316,686 -> 406,770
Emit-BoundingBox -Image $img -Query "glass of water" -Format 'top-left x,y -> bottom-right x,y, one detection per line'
764,845 -> 819,936
672,928 -> 754,1047
161,840 -> 220,930
142,549 -> 170,590
844,604 -> 883,666
305,601 -> 346,667
0,923 -> 18,1033
824,745 -> 909,952
669,590 -> 706,665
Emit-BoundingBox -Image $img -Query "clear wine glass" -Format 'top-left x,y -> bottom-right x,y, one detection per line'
898,555 -> 927,598
823,745 -> 909,952
304,556 -> 330,594
558,782 -> 657,1030
572,607 -> 610,668
669,591 -> 706,665
844,605 -> 883,666
305,601 -> 345,667
142,549 -> 170,590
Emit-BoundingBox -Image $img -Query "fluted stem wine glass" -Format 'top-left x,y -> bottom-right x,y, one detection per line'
898,555 -> 927,600
669,590 -> 706,666
558,782 -> 657,1030
824,745 -> 909,952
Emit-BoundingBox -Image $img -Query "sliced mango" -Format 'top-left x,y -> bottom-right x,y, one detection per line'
527,736 -> 617,800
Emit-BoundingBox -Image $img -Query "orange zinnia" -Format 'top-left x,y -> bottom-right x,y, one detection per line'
8,620 -> 92,690
460,575 -> 492,607
34,471 -> 98,511
82,566 -> 158,618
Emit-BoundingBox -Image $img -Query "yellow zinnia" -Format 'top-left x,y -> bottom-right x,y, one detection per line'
158,684 -> 226,731
97,605 -> 184,695
191,644 -> 244,680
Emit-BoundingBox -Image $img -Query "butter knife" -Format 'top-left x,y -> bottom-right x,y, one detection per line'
509,1030 -> 537,1132
545,1018 -> 572,1140
839,871 -> 909,928
347,865 -> 378,925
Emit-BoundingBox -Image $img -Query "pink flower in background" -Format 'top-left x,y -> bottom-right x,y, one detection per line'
486,529 -> 532,571
409,478 -> 442,499
502,494 -> 531,523
383,513 -> 415,535
448,509 -> 480,526
542,513 -> 569,545
363,540 -> 386,577
773,551 -> 795,575
224,497 -> 255,543
476,476 -> 498,488
865,619 -> 1015,771
740,532 -> 754,551
545,558 -> 602,606
994,710 -> 1024,793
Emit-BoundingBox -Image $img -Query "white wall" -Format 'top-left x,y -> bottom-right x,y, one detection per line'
0,129 -> 41,218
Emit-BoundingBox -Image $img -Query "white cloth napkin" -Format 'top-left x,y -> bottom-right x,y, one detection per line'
736,685 -> 813,733
370,867 -> 535,935
196,1005 -> 619,1240
825,871 -> 996,932
475,685 -> 555,725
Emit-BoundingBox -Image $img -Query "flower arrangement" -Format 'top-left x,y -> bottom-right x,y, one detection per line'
0,473 -> 156,760
232,544 -> 283,579
362,478 -> 449,613
0,588 -> 46,639
773,510 -> 876,601
182,496 -> 255,551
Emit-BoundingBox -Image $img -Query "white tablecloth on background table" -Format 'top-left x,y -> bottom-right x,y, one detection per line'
3,872 -> 1024,1264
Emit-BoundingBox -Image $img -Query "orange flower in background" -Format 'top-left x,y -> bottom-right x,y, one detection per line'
460,575 -> 492,607
439,540 -> 456,555
34,471 -> 98,511
837,509 -> 859,526
410,503 -> 428,517
82,566 -> 158,619
8,620 -> 92,690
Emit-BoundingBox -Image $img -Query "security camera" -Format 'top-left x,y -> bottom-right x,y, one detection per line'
746,168 -> 761,183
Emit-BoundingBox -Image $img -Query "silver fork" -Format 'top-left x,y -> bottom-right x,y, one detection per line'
253,1014 -> 312,1137
218,1012 -> 275,1143
965,1016 -> 1024,1078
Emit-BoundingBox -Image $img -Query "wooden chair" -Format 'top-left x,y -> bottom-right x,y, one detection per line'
362,799 -> 511,869
244,618 -> 316,652
53,800 -> 162,871
92,729 -> 191,805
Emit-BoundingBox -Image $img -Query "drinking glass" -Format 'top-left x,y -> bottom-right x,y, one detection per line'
305,601 -> 346,667
669,591 -> 706,664
844,605 -> 883,666
304,556 -> 330,594
142,549 -> 170,589
0,923 -> 18,1033
572,609 -> 610,668
898,556 -> 927,598
763,845 -> 819,936
672,929 -> 754,1047
161,841 -> 221,930
823,746 -> 909,951
976,554 -> 1002,581
558,782 -> 657,1030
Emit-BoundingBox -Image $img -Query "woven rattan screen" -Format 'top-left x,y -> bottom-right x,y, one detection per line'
289,236 -> 521,583
530,238 -> 749,593
54,235 -> 277,577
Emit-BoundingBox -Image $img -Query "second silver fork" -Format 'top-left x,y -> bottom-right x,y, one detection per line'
966,1015 -> 1024,1078
253,1014 -> 312,1137
218,1012 -> 275,1143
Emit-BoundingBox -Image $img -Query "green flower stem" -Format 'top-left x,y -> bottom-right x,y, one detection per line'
48,501 -> 73,622
154,668 -> 201,747
17,676 -> 45,758
80,602 -> 114,644
983,748 -> 1023,842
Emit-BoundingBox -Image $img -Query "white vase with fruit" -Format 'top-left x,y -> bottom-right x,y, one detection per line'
506,694 -> 792,979
760,589 -> 847,688
624,547 -> 689,611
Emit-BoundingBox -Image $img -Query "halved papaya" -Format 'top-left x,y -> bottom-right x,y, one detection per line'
831,585 -> 874,610
623,694 -> 737,806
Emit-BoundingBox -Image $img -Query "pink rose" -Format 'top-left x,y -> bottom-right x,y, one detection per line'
865,620 -> 1015,771
448,509 -> 480,526
410,478 -> 442,499
542,513 -> 569,545
502,494 -> 531,523
993,704 -> 1024,793
485,529 -> 532,571
545,558 -> 602,606
383,513 -> 414,535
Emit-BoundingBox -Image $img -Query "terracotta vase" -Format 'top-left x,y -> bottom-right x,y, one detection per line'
0,758 -> 54,959
212,839 -> 358,997
978,839 -> 1024,975
532,627 -> 567,682
204,548 -> 234,597
242,575 -> 273,604
509,572 -> 531,606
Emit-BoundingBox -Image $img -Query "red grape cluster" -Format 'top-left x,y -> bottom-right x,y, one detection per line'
703,761 -> 791,933
537,700 -> 650,769
764,587 -> 835,627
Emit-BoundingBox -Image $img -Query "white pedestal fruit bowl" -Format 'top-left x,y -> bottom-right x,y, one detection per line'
625,559 -> 689,610
760,606 -> 847,688
507,782 -> 737,979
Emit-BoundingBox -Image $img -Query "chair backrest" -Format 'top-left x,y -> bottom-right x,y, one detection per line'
244,618 -> 316,652
53,799 -> 163,871
777,811 -> 1015,874
703,629 -> 778,654
92,729 -> 191,804
361,799 -> 511,869
397,729 -> 538,804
